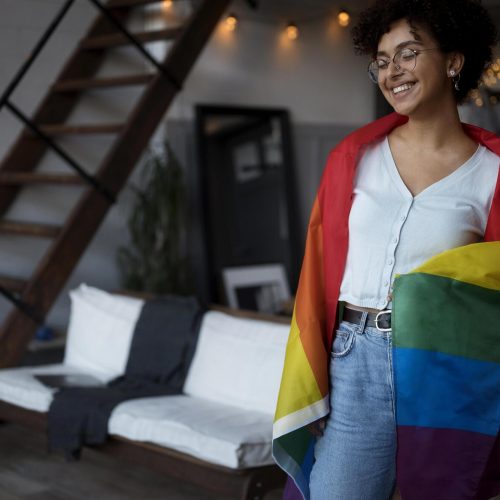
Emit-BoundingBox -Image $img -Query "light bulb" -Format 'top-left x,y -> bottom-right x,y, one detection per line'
286,22 -> 299,40
163,0 -> 173,9
225,13 -> 238,32
338,9 -> 350,27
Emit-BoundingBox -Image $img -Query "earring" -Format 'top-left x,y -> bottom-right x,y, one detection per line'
450,70 -> 460,91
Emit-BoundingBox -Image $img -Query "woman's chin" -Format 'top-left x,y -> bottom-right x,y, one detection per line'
390,99 -> 418,117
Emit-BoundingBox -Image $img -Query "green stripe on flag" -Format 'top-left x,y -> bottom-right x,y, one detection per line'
393,273 -> 500,364
276,426 -> 313,466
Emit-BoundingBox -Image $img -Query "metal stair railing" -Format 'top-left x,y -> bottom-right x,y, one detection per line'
0,0 -> 178,318
0,0 -> 232,367
0,0 -> 174,200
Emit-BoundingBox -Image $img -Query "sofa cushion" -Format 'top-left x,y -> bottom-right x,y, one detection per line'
182,311 -> 289,415
109,395 -> 274,469
0,364 -> 111,413
64,284 -> 144,377
0,366 -> 275,469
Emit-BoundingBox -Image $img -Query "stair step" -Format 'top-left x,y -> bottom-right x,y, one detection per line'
0,172 -> 85,185
0,220 -> 61,238
106,0 -> 164,7
0,276 -> 27,294
81,27 -> 183,50
52,73 -> 154,92
38,123 -> 124,136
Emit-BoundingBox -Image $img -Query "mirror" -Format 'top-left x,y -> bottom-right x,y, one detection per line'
196,105 -> 299,308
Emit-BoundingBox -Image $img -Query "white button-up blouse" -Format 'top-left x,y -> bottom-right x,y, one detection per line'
339,136 -> 500,310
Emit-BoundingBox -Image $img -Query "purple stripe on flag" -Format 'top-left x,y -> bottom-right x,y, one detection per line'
397,426 -> 499,500
477,433 -> 500,500
283,477 -> 303,500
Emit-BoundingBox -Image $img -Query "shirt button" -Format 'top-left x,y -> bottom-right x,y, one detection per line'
393,237 -> 398,244
388,259 -> 394,265
401,215 -> 406,221
384,281 -> 389,287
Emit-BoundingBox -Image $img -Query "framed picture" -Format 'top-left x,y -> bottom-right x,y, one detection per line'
222,264 -> 291,314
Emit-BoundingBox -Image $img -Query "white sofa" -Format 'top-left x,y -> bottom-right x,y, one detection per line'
0,285 -> 290,498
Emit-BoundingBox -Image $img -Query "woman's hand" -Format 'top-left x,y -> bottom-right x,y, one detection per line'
307,417 -> 327,437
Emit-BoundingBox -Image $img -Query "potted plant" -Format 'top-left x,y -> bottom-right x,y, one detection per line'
118,140 -> 192,295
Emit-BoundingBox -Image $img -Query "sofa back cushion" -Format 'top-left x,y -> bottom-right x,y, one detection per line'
183,311 -> 289,415
64,284 -> 144,378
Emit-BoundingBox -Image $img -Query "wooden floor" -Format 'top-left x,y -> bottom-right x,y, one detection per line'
0,423 -> 283,500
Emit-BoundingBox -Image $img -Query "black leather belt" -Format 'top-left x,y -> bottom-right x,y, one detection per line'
343,307 -> 392,331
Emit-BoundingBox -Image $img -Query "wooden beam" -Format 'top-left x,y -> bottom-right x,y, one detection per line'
0,221 -> 61,238
0,172 -> 84,185
106,0 -> 164,7
81,27 -> 183,49
0,277 -> 27,295
52,73 -> 153,92
38,123 -> 124,136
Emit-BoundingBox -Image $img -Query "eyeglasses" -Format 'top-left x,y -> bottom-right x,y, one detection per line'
368,47 -> 439,84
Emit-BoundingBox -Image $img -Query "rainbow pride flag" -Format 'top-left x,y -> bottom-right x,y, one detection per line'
392,241 -> 500,499
272,197 -> 330,499
273,241 -> 500,499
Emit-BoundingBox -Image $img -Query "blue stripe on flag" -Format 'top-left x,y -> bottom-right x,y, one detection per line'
393,347 -> 500,436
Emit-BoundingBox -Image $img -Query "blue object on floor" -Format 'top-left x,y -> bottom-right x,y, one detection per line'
35,325 -> 54,341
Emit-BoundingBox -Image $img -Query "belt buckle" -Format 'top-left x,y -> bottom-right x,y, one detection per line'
375,309 -> 392,332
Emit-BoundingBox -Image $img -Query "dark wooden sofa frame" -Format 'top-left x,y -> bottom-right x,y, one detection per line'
0,306 -> 289,499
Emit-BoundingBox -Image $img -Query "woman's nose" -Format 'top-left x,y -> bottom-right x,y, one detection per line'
386,60 -> 404,79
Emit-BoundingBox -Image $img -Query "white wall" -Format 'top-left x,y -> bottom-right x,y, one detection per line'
167,9 -> 375,125
0,0 -> 375,330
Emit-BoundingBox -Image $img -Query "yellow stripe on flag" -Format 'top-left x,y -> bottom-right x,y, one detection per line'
409,242 -> 500,291
274,311 -> 324,422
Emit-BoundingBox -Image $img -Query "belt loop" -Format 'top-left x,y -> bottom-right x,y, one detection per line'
357,311 -> 369,334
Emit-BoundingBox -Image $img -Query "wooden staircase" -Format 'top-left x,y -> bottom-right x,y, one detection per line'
0,0 -> 231,367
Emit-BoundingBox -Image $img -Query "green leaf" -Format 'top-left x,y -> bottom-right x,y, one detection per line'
117,140 -> 193,295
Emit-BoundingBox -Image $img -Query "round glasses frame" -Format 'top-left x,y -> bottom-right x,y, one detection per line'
368,47 -> 439,84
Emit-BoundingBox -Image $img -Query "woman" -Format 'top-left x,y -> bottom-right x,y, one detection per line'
272,1 -> 500,499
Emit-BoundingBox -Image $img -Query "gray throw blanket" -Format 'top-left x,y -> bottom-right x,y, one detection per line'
47,295 -> 204,459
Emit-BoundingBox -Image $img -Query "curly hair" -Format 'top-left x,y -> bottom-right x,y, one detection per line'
351,0 -> 497,103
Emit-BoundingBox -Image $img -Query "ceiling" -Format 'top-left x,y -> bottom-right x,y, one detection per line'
232,0 -> 372,23
232,0 -> 500,25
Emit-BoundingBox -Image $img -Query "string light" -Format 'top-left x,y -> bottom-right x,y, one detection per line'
220,9 -> 350,40
214,10 -> 500,108
286,22 -> 299,40
338,9 -> 350,27
162,0 -> 173,9
225,13 -> 238,32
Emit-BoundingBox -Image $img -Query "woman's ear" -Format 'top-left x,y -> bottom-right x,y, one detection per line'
447,52 -> 465,76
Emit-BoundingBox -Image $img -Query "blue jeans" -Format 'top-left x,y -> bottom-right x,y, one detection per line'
309,314 -> 397,500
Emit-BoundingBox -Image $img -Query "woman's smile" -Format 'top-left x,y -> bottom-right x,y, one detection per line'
392,82 -> 416,95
